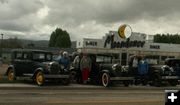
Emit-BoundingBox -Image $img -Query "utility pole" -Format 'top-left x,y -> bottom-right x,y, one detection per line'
0,33 -> 3,58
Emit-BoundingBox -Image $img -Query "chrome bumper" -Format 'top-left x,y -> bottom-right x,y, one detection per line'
44,74 -> 70,79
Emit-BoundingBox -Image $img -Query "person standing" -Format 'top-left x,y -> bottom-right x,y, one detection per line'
73,53 -> 83,83
138,56 -> 149,75
80,53 -> 92,84
55,50 -> 63,62
0,57 -> 2,67
132,55 -> 139,76
59,51 -> 70,69
138,56 -> 149,85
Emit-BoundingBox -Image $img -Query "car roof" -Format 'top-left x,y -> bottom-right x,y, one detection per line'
165,58 -> 180,61
11,49 -> 52,53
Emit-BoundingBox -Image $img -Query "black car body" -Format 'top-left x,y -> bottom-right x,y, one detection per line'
6,49 -> 70,86
148,64 -> 179,86
165,58 -> 180,77
134,59 -> 179,86
73,54 -> 134,87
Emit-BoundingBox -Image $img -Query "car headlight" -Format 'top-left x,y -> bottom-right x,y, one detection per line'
161,65 -> 173,75
121,66 -> 128,72
112,64 -> 118,70
169,67 -> 174,72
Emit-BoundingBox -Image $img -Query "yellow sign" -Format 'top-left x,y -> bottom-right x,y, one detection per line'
118,24 -> 132,39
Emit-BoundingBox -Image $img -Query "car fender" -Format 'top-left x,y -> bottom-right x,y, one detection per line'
100,70 -> 110,76
33,68 -> 44,78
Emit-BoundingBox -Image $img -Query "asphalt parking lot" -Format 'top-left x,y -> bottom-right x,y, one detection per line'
0,86 -> 164,105
0,83 -> 180,105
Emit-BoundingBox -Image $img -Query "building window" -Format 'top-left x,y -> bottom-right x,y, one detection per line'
169,56 -> 175,58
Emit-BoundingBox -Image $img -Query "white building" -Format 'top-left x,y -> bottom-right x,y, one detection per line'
77,31 -> 180,65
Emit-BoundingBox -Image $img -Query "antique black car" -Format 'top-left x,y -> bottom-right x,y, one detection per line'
72,54 -> 134,87
165,58 -> 180,77
6,49 -> 70,86
148,65 -> 178,86
135,58 -> 179,86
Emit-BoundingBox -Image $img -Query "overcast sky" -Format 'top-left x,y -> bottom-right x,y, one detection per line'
0,0 -> 180,41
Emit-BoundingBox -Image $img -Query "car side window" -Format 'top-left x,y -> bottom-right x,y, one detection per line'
23,53 -> 31,60
16,52 -> 23,59
96,56 -> 104,63
33,53 -> 45,61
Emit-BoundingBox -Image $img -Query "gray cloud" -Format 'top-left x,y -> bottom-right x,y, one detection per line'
0,0 -> 8,4
0,0 -> 43,32
43,0 -> 180,25
1,0 -> 180,41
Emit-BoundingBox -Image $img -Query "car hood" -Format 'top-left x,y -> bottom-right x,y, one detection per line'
42,61 -> 57,65
149,64 -> 165,69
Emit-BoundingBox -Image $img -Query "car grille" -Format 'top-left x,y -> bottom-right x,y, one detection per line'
50,62 -> 60,74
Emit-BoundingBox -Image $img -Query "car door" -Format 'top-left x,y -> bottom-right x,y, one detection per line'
22,52 -> 34,74
13,51 -> 24,76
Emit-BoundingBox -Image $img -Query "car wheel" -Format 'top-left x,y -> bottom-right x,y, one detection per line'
7,69 -> 16,81
142,78 -> 148,86
62,78 -> 70,85
70,71 -> 77,81
152,74 -> 161,87
169,80 -> 178,86
134,79 -> 140,85
142,80 -> 148,86
35,71 -> 45,86
101,72 -> 110,87
123,81 -> 130,87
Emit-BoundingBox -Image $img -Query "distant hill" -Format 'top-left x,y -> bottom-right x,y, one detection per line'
20,39 -> 49,48
20,39 -> 76,48
2,38 -> 76,48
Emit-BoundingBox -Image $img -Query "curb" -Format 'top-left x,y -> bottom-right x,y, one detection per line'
0,83 -> 179,90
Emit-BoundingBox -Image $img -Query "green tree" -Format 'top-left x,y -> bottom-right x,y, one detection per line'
153,33 -> 180,44
49,28 -> 71,48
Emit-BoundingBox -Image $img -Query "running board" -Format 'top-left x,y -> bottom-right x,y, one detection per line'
110,77 -> 134,81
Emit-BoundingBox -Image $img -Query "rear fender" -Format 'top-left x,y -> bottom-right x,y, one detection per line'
6,65 -> 15,76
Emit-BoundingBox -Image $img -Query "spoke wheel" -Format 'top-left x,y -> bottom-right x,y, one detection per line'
102,72 -> 110,87
8,69 -> 15,81
35,71 -> 45,86
70,71 -> 76,81
123,81 -> 130,87
169,80 -> 178,86
62,78 -> 70,85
